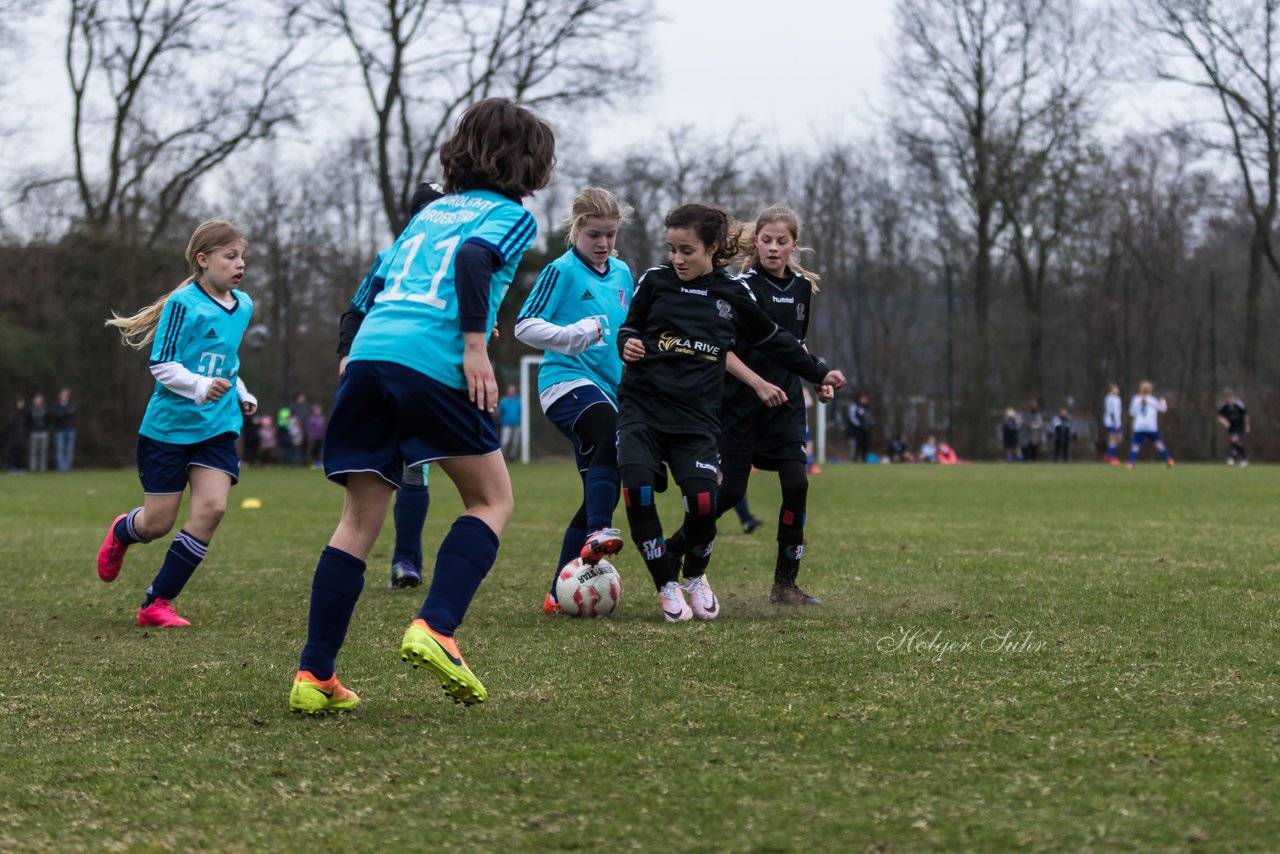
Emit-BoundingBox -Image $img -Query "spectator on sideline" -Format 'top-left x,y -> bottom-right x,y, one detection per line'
28,392 -> 49,472
241,410 -> 261,466
1018,400 -> 1044,462
306,403 -> 326,467
6,397 -> 27,472
257,414 -> 278,466
52,387 -> 76,472
920,435 -> 938,463
846,391 -> 873,462
1000,408 -> 1021,462
497,384 -> 522,461
1051,407 -> 1075,462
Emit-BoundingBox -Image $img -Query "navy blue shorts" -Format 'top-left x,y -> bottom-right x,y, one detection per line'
137,431 -> 240,494
545,385 -> 616,473
325,360 -> 500,488
1132,430 -> 1162,445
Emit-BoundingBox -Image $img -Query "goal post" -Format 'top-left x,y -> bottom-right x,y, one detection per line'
518,354 -> 543,465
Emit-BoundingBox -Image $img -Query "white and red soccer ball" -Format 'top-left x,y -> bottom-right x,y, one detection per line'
555,558 -> 622,618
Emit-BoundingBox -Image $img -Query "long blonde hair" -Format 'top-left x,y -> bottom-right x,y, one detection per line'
106,219 -> 246,350
565,187 -> 633,246
737,206 -> 822,292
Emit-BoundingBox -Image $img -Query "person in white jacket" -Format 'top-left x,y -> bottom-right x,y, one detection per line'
1127,381 -> 1174,469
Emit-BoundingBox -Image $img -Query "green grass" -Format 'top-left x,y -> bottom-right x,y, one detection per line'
2,462 -> 1278,851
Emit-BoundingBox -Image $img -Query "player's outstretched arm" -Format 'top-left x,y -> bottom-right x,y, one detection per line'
728,287 -> 833,386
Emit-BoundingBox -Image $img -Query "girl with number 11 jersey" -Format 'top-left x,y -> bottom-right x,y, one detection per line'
290,98 -> 556,714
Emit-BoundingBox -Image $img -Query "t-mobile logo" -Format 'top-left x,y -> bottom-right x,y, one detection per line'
198,352 -> 226,376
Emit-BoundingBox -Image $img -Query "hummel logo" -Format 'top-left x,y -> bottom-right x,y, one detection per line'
580,289 -> 594,301
204,329 -> 218,339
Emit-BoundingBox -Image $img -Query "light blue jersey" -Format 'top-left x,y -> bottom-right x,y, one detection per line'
140,282 -> 253,444
350,189 -> 537,389
518,248 -> 633,402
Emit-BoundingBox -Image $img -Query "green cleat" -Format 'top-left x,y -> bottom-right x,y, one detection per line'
400,619 -> 487,706
289,670 -> 360,715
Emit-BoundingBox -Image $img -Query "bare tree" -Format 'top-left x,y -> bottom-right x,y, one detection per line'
889,0 -> 1098,439
308,0 -> 653,236
1131,0 -> 1280,408
62,0 -> 304,247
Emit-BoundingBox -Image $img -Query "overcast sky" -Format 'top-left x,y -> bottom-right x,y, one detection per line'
7,1 -> 897,170
590,0 -> 897,154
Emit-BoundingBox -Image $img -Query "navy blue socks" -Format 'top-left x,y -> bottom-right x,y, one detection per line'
583,464 -> 620,532
393,482 -> 430,570
418,516 -> 499,636
298,546 -> 367,681
144,530 -> 208,605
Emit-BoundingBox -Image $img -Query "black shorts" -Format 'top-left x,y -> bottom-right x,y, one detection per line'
617,415 -> 719,491
719,407 -> 807,471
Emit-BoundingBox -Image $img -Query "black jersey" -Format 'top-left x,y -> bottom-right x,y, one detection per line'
719,266 -> 816,443
1220,400 -> 1247,432
616,264 -> 829,436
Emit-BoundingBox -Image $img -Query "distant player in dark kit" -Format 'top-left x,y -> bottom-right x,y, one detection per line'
1218,389 -> 1250,467
616,203 -> 845,622
289,98 -> 555,713
96,220 -> 258,628
337,180 -> 446,590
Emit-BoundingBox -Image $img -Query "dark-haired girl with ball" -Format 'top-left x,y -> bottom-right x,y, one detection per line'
614,203 -> 844,623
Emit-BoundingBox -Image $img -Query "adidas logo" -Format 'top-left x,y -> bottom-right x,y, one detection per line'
580,290 -> 594,301
204,330 -> 218,339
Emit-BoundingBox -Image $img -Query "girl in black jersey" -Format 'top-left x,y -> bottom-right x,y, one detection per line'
668,206 -> 830,605
615,204 -> 844,622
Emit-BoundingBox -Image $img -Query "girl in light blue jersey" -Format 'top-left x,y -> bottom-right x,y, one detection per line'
97,220 -> 258,628
515,187 -> 634,614
290,98 -> 556,713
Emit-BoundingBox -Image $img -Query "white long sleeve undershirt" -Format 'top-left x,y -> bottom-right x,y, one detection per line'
150,362 -> 256,409
514,316 -> 600,355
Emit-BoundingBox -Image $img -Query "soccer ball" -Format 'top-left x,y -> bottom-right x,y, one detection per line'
555,558 -> 622,618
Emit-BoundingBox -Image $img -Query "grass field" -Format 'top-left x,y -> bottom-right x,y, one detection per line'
2,461 -> 1278,851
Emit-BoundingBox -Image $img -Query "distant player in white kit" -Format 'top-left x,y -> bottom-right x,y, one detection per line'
1126,381 -> 1174,469
1102,383 -> 1122,465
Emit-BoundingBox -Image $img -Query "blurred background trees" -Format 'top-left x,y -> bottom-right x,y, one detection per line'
2,0 -> 1278,463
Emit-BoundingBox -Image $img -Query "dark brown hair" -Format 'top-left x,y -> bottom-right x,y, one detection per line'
663,203 -> 741,268
439,98 -> 556,197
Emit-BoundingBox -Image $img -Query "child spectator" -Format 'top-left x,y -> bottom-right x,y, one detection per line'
306,403 -> 326,467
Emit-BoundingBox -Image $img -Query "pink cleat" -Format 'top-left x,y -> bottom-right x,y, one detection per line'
542,592 -> 562,615
97,514 -> 130,582
138,598 -> 191,627
659,581 -> 693,623
683,574 -> 720,620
